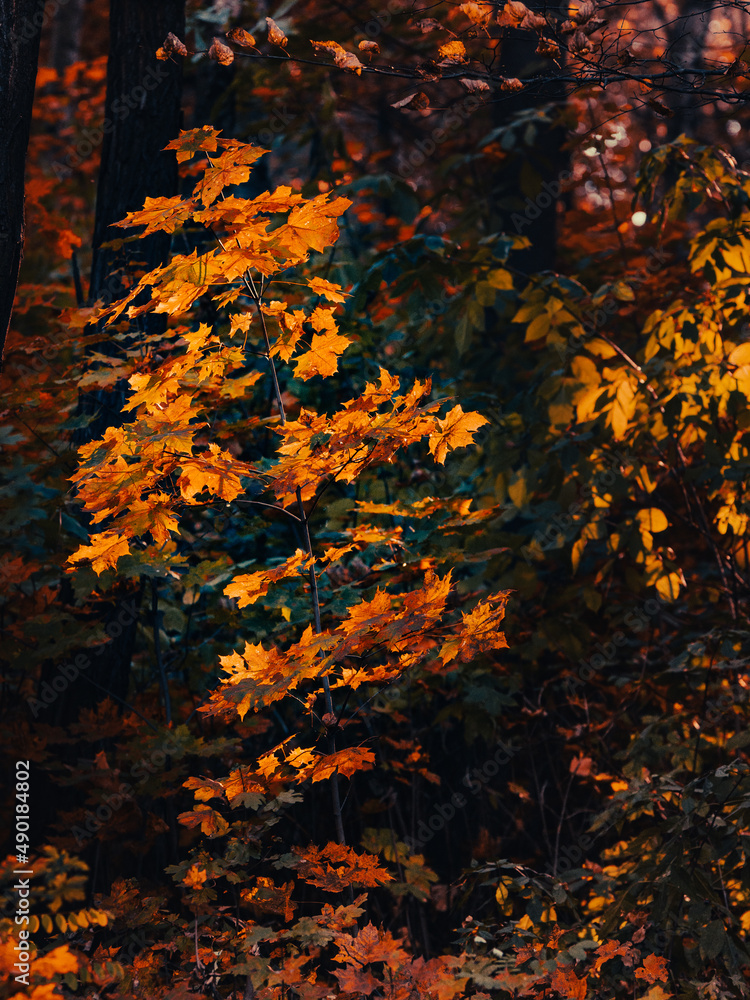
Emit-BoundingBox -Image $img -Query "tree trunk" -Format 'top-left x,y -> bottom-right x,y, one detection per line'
0,0 -> 45,364
488,24 -> 568,274
88,0 -> 184,302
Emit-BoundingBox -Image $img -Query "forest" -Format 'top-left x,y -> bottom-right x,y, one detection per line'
2,1 -> 750,998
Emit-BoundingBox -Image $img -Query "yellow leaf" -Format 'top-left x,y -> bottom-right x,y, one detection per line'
308,276 -> 348,303
294,331 -> 351,380
68,531 -> 130,576
655,572 -> 681,601
428,404 -> 489,464
508,472 -> 527,508
728,342 -> 750,366
642,987 -> 673,1000
438,40 -> 467,61
525,312 -> 551,342
610,377 -> 635,439
637,508 -> 668,532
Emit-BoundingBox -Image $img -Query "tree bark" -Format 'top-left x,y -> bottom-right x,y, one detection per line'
0,0 -> 45,364
488,24 -> 568,275
88,0 -> 184,302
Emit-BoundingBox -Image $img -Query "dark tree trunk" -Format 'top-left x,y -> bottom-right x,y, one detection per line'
78,0 -> 184,445
0,0 -> 45,363
488,25 -> 568,275
89,0 -> 184,302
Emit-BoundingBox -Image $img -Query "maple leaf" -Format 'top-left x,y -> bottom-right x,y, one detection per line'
176,445 -> 246,503
593,940 -> 636,972
642,987 -> 673,1000
165,126 -> 222,163
428,404 -> 489,464
307,276 -> 348,303
282,194 -> 352,257
196,144 -> 267,207
440,590 -> 510,663
183,864 -> 208,888
635,954 -> 670,984
223,766 -> 266,808
291,842 -> 393,892
183,775 -> 225,802
333,922 -> 409,967
223,549 -> 310,608
307,747 -> 377,782
113,195 -> 193,236
293,330 -> 351,380
177,804 -> 229,837
68,530 -> 130,576
333,966 -> 382,994
550,966 -> 587,1000
242,877 -> 295,920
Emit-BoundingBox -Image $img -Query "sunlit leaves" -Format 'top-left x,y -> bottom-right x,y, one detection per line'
429,404 -> 489,464
165,126 -> 221,163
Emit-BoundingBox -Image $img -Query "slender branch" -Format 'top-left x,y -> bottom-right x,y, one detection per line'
296,483 -> 347,848
152,579 -> 171,726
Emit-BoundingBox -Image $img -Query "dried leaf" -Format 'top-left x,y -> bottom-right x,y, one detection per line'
266,17 -> 288,48
226,27 -> 255,48
162,31 -> 188,57
208,37 -> 235,66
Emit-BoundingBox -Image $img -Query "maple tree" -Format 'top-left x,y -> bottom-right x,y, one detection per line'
3,3 -> 750,1000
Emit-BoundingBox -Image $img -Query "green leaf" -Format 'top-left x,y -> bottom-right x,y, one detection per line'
700,919 -> 726,960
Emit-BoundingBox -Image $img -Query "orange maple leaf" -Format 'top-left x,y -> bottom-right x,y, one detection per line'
177,804 -> 229,837
165,126 -> 222,163
68,530 -> 130,576
223,549 -> 309,608
550,965 -> 587,1000
428,404 -> 489,464
294,330 -> 352,380
333,921 -> 409,967
307,747 -> 377,782
292,842 -> 393,892
635,954 -> 670,984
